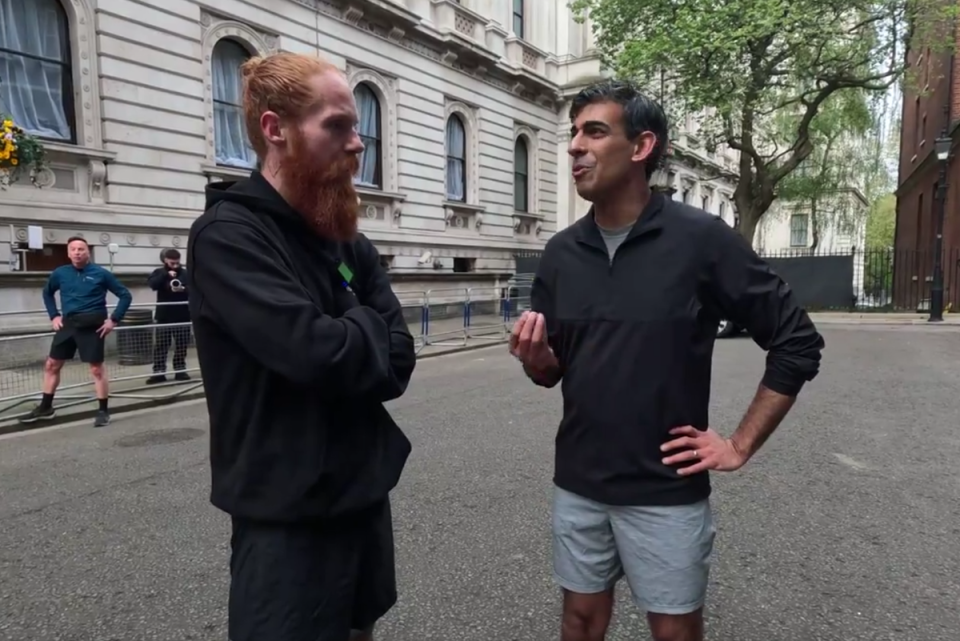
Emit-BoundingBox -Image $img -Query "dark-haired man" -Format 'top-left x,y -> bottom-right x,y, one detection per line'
146,248 -> 191,384
510,79 -> 825,641
20,236 -> 132,428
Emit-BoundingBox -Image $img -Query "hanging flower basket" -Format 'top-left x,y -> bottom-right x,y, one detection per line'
0,114 -> 48,189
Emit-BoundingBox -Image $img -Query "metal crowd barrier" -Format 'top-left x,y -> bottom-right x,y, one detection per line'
0,304 -> 204,421
0,277 -> 535,420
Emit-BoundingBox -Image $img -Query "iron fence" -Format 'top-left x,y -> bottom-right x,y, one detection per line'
755,248 -> 960,313
0,279 -> 533,421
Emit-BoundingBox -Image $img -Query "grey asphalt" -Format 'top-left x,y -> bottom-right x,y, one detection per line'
1,325 -> 959,641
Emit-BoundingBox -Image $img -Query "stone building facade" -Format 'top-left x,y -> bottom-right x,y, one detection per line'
0,0 -> 738,314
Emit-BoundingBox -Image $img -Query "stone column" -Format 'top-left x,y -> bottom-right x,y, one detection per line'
555,116 -> 574,231
692,180 -> 703,210
672,172 -> 683,201
556,0 -> 571,56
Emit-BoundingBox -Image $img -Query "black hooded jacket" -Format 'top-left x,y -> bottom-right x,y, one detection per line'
188,171 -> 415,523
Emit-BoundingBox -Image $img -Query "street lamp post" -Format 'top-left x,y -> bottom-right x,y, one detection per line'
929,135 -> 952,322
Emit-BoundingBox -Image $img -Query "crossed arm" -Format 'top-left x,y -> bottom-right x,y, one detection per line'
190,220 -> 415,400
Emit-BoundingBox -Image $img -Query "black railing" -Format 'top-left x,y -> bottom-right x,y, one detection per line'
755,248 -> 960,313
510,247 -> 958,313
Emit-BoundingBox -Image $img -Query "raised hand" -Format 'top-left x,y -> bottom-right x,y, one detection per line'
509,311 -> 557,373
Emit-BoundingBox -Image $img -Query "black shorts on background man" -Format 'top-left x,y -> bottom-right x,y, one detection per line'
49,313 -> 108,364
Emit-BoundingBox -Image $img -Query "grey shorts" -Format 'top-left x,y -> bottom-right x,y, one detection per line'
552,485 -> 716,615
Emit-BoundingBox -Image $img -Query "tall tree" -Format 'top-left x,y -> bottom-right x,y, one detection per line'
570,0 -> 952,243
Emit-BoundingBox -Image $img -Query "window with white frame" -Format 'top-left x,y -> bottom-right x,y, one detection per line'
514,137 -> 528,212
0,0 -> 74,141
353,83 -> 381,188
790,214 -> 809,247
212,39 -> 256,167
513,0 -> 524,38
445,114 -> 466,202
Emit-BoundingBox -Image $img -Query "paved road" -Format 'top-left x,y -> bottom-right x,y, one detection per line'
1,325 -> 959,641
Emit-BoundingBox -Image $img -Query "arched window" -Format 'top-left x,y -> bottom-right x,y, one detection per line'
212,39 -> 256,167
354,83 -> 381,188
0,0 -> 74,141
514,137 -> 529,212
445,115 -> 466,202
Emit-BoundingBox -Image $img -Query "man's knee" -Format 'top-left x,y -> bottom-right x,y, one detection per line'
44,358 -> 64,373
647,610 -> 704,641
561,589 -> 613,641
89,363 -> 106,378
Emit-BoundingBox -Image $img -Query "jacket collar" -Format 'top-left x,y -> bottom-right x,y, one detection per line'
573,191 -> 667,252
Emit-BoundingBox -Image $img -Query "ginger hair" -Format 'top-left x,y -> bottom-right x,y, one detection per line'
240,52 -> 341,159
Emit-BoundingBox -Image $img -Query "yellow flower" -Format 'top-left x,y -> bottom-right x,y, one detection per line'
10,158 -> 17,166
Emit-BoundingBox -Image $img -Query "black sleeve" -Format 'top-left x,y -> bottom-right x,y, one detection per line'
190,218 -> 395,393
147,267 -> 168,291
528,243 -> 562,387
703,217 -> 824,396
354,236 -> 416,402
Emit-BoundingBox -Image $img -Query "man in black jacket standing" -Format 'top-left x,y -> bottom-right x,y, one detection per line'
511,80 -> 825,641
187,52 -> 416,641
146,248 -> 191,383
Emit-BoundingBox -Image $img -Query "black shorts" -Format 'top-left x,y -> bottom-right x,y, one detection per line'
49,327 -> 105,364
228,499 -> 397,641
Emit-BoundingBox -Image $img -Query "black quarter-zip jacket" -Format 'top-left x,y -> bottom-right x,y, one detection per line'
532,193 -> 825,506
188,172 -> 415,523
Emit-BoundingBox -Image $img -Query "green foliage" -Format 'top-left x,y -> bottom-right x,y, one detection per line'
861,193 -> 897,300
570,0 -> 954,240
865,193 -> 897,250
775,90 -> 880,246
776,91 -> 873,201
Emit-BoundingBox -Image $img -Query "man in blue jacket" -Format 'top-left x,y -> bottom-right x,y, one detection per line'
19,236 -> 132,428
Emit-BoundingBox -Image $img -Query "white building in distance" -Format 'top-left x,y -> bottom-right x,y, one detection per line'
0,0 -> 737,313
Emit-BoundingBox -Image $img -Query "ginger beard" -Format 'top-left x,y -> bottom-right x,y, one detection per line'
279,127 -> 360,241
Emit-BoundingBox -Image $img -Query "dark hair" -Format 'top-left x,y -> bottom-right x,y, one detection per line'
162,248 -> 181,261
569,79 -> 669,179
66,236 -> 88,247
